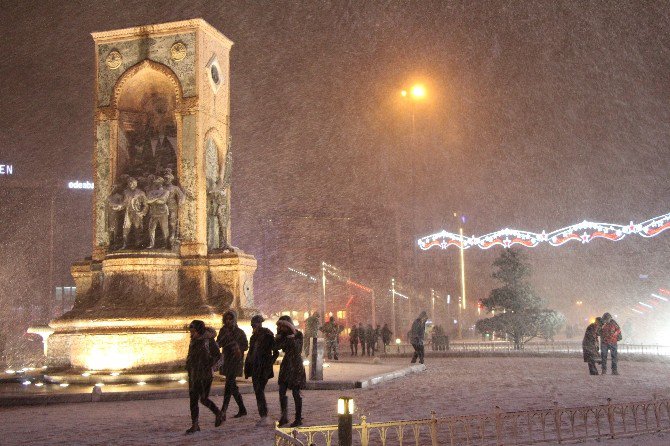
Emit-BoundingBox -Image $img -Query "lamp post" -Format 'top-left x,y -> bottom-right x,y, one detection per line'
337,396 -> 354,446
400,84 -> 427,304
391,277 -> 396,340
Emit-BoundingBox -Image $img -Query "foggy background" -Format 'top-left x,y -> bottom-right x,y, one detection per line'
1,1 -> 669,354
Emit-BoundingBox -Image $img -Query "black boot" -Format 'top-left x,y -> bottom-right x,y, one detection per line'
233,393 -> 247,418
290,397 -> 303,427
278,395 -> 289,426
185,420 -> 200,434
215,410 -> 224,427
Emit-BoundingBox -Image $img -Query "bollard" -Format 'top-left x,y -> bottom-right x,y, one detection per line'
337,397 -> 354,446
310,337 -> 324,381
91,385 -> 102,402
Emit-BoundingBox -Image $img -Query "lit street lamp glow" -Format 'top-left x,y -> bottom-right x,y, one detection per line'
410,84 -> 426,99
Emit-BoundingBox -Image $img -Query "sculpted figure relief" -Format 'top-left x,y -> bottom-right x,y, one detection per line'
107,169 -> 189,252
164,169 -> 187,247
207,178 -> 231,250
120,177 -> 148,249
146,176 -> 171,249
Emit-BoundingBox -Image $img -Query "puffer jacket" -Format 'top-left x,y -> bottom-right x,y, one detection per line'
601,320 -> 622,345
186,327 -> 221,386
216,310 -> 249,378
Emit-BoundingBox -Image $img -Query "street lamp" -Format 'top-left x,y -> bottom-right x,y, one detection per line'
337,396 -> 355,446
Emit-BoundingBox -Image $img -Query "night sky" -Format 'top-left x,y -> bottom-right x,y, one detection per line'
1,1 -> 669,341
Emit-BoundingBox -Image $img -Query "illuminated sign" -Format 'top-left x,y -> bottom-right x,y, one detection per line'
0,164 -> 13,175
68,181 -> 94,190
418,211 -> 670,251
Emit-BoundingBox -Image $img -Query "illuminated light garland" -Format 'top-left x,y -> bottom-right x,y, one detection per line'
417,212 -> 670,251
651,293 -> 669,302
287,267 -> 318,283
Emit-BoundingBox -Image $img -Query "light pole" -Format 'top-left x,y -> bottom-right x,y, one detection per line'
400,84 -> 427,304
391,277 -> 396,340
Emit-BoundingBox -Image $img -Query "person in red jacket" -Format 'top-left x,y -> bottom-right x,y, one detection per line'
600,312 -> 622,375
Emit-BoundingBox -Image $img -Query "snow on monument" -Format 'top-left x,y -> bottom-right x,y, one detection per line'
46,19 -> 257,372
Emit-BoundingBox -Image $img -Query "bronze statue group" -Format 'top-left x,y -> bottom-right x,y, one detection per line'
184,311 -> 305,435
582,312 -> 622,375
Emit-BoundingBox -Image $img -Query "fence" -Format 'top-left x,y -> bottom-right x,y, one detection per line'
276,397 -> 670,445
388,341 -> 670,357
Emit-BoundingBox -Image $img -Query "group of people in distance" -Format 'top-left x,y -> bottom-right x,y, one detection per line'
582,312 -> 622,375
348,321 -> 394,357
302,313 -> 394,360
184,311 -> 305,435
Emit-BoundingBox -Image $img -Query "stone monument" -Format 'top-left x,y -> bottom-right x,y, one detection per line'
46,19 -> 257,372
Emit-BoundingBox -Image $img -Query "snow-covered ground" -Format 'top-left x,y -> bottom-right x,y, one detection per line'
2,357 -> 669,445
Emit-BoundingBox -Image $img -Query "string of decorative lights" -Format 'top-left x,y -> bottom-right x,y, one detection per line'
417,212 -> 670,251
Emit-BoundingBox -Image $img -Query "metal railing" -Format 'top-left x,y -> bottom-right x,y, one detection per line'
275,430 -> 305,446
276,397 -> 670,445
387,341 -> 670,357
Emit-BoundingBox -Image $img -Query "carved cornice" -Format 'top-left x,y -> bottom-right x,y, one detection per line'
91,18 -> 233,49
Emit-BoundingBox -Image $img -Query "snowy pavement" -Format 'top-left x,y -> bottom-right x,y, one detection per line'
2,357 -> 669,445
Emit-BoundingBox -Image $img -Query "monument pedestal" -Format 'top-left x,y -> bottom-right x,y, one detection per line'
47,250 -> 256,372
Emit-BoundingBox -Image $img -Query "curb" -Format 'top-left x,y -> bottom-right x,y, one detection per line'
0,364 -> 425,407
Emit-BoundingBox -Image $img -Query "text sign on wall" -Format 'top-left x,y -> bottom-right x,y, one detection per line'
0,164 -> 13,175
68,181 -> 94,190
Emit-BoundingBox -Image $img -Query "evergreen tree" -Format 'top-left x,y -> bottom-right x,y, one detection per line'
476,249 -> 564,349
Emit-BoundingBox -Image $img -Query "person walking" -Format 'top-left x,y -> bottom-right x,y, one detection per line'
410,311 -> 428,364
600,312 -> 622,375
275,315 -> 307,427
349,324 -> 359,356
381,323 -> 392,354
358,322 -> 367,356
216,310 -> 249,420
303,311 -> 320,357
244,315 -> 276,426
582,317 -> 602,375
365,323 -> 376,356
319,316 -> 342,360
185,320 -> 224,434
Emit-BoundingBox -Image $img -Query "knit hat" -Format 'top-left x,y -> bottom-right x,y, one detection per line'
189,320 -> 206,335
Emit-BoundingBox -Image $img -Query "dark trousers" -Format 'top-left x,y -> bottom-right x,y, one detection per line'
411,343 -> 425,364
189,377 -> 219,423
601,343 -> 618,374
252,375 -> 269,417
367,341 -> 375,356
360,341 -> 366,356
222,374 -> 244,413
350,341 -> 357,355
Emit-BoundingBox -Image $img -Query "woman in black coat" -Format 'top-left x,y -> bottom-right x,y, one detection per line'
275,315 -> 307,427
582,317 -> 602,375
216,309 -> 249,419
185,320 -> 223,434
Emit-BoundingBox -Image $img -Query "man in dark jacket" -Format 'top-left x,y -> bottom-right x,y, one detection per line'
185,320 -> 223,434
303,311 -> 320,357
600,312 -> 622,375
349,324 -> 359,356
410,311 -> 428,364
244,315 -> 276,426
381,323 -> 392,353
582,317 -> 602,375
216,310 -> 249,420
358,322 -> 367,356
365,323 -> 376,356
319,316 -> 343,360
